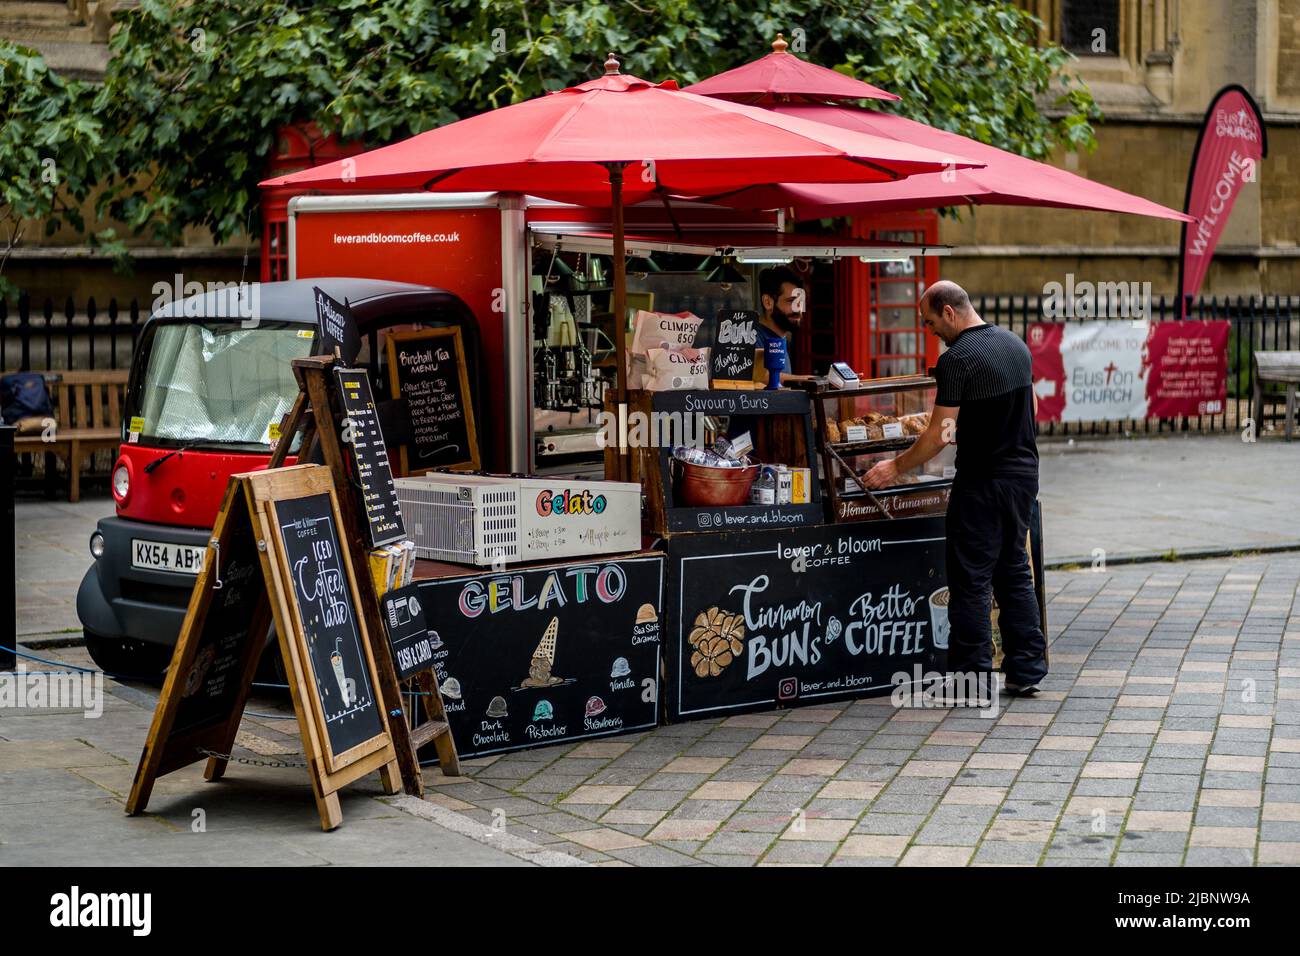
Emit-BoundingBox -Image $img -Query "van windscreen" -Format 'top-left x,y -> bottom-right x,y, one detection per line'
133,321 -> 313,448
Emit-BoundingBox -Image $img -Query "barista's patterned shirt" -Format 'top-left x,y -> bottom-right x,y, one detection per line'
934,323 -> 1038,481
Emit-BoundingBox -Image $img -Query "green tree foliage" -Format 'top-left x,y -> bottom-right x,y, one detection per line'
0,41 -> 119,298
850,0 -> 1098,158
37,0 -> 1098,252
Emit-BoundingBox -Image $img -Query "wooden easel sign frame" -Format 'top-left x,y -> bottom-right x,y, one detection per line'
384,326 -> 480,475
127,465 -> 401,831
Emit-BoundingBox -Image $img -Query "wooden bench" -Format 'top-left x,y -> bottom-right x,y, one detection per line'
1253,351 -> 1300,441
12,370 -> 128,502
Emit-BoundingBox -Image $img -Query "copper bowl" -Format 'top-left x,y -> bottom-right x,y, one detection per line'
678,461 -> 759,507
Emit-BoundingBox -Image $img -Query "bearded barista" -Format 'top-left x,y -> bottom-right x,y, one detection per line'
755,265 -> 811,385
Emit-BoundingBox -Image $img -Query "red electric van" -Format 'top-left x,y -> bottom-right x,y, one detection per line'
76,278 -> 481,677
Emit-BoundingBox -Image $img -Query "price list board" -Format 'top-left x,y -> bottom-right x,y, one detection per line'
334,367 -> 406,547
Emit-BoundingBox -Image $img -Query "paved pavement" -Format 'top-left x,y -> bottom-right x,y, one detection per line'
5,551 -> 1296,866
415,552 -> 1300,866
4,433 -> 1299,865
0,639 -> 539,866
15,497 -> 100,638
1037,433 -> 1300,566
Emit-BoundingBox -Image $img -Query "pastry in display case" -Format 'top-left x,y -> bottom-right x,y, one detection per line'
812,374 -> 954,522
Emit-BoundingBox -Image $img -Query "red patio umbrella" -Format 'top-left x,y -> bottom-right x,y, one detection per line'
683,33 -> 899,104
682,40 -> 1192,222
263,57 -> 970,203
262,55 -> 982,412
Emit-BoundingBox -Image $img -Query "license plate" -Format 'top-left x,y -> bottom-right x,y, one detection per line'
131,539 -> 206,574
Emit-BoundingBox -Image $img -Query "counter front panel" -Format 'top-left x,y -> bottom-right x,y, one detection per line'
663,518 -> 948,721
415,552 -> 665,757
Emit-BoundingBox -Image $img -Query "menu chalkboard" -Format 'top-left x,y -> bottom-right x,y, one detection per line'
127,477 -> 274,808
386,328 -> 479,474
274,492 -> 384,759
417,554 -> 665,758
334,367 -> 406,547
663,518 -> 948,720
312,287 -> 361,365
709,309 -> 761,388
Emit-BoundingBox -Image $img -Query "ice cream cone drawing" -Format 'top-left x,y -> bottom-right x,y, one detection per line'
330,638 -> 350,706
520,616 -> 565,688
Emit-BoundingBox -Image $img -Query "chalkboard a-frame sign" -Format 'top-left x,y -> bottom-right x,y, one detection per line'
127,465 -> 400,831
385,327 -> 480,475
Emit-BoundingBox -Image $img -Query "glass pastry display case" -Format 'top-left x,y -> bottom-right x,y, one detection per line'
811,374 -> 954,522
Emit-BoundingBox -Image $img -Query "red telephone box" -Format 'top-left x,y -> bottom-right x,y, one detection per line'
835,211 -> 940,376
260,122 -> 366,282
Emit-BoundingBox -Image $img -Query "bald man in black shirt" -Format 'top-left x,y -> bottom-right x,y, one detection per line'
865,281 -> 1047,698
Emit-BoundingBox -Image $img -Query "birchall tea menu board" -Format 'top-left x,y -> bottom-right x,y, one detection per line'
334,367 -> 406,547
385,328 -> 479,475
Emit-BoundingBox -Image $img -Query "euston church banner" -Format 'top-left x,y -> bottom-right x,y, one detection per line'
1027,320 -> 1230,423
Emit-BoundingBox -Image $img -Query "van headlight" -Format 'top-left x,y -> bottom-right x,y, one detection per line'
89,531 -> 105,559
112,464 -> 130,502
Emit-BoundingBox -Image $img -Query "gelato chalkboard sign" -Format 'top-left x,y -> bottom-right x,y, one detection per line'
416,554 -> 665,758
709,309 -> 761,388
334,367 -> 406,547
663,517 -> 948,720
385,327 -> 479,475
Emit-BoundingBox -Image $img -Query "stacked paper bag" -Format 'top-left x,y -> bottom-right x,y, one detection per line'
627,310 -> 709,390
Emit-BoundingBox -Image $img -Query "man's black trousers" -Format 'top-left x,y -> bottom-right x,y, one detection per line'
944,476 -> 1048,685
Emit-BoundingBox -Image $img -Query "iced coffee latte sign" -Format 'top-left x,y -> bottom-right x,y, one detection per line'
275,493 -> 384,756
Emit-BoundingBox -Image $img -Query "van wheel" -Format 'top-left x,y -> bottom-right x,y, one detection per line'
83,632 -> 172,682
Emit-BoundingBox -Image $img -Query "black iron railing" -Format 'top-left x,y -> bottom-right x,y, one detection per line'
1,294 -> 145,373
